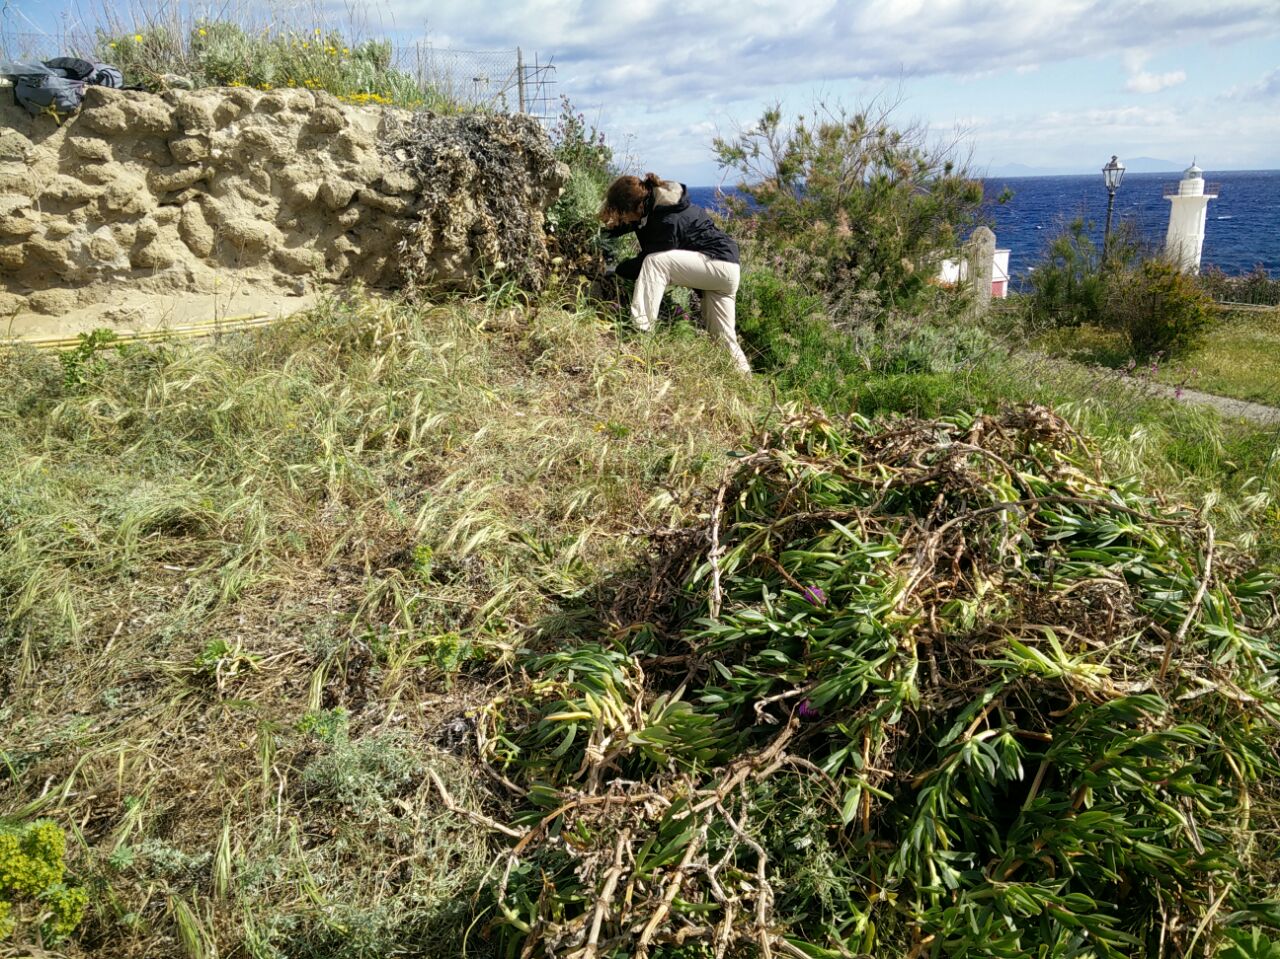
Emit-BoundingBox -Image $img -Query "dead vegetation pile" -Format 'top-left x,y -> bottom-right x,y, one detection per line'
384,111 -> 567,296
478,406 -> 1280,958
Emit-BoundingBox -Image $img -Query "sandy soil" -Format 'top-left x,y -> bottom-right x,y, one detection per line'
3,282 -> 316,342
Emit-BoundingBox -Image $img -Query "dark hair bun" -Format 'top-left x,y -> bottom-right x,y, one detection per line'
642,172 -> 662,189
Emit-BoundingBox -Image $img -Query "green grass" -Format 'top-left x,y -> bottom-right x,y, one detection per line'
0,293 -> 762,957
1034,307 -> 1280,406
1,286 -> 1277,957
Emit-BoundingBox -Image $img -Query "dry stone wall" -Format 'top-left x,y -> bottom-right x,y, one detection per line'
0,85 -> 566,316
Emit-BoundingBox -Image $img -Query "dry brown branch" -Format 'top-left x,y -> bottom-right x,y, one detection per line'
574,828 -> 631,959
635,824 -> 707,957
427,768 -> 523,839
1160,524 -> 1215,681
717,802 -> 774,959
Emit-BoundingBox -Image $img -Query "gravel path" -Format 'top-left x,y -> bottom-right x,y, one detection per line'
1016,351 -> 1280,428
1137,381 -> 1280,426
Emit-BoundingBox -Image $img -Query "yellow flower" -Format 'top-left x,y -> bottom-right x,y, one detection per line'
302,41 -> 309,48
108,41 -> 117,48
342,47 -> 349,54
313,27 -> 321,35
134,33 -> 144,42
198,27 -> 207,36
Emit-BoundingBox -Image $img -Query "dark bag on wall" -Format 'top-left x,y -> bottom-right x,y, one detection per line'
2,56 -> 124,119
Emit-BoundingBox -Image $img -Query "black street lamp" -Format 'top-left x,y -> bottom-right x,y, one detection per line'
1102,155 -> 1126,252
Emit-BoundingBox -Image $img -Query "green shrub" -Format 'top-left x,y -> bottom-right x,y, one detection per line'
1198,264 -> 1280,307
99,22 -> 444,108
734,270 -> 999,415
546,97 -> 616,277
714,100 -> 983,306
1025,217 -> 1144,328
1103,258 -> 1216,358
0,820 -> 87,945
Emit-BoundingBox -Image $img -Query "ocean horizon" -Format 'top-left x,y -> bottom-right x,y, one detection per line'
689,168 -> 1280,283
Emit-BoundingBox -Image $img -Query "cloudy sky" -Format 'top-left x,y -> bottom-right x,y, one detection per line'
11,0 -> 1280,182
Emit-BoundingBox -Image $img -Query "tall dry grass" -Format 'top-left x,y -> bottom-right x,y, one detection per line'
0,292 -> 763,957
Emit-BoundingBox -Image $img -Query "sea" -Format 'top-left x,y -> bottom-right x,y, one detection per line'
689,169 -> 1280,284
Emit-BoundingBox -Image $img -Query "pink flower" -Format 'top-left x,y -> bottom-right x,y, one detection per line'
801,585 -> 827,606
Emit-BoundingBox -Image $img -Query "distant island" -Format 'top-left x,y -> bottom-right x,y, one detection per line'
986,156 -> 1183,178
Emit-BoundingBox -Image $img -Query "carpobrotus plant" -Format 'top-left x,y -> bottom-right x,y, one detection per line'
485,405 -> 1280,958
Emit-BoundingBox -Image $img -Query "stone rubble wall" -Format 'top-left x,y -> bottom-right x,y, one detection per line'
0,85 -> 565,316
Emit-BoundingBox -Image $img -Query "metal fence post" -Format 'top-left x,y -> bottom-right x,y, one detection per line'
516,47 -> 526,114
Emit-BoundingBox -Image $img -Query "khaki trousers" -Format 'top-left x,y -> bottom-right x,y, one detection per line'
630,250 -> 750,372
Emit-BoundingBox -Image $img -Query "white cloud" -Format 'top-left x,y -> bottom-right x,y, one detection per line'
1122,49 -> 1186,93
1126,69 -> 1187,93
329,0 -> 1279,178
1227,66 -> 1280,100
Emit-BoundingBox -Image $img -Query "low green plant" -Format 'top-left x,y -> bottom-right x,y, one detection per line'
1221,928 -> 1280,959
99,21 -> 445,108
300,709 -> 422,817
1104,258 -> 1216,357
59,328 -> 121,391
0,819 -> 88,945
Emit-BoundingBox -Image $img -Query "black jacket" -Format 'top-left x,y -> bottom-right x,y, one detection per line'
605,180 -> 739,280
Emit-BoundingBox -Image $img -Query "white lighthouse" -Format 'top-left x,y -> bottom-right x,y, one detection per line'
1163,162 -> 1218,273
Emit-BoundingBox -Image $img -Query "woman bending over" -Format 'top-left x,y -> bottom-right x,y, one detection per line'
599,173 -> 750,373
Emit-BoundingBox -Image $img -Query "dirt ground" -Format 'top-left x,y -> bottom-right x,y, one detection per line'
2,282 -> 316,342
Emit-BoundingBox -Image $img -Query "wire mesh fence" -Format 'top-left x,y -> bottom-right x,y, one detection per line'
0,30 -> 556,120
395,44 -> 556,119
0,31 -> 64,62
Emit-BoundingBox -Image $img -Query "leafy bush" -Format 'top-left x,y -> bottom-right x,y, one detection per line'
735,270 -> 999,414
714,100 -> 984,306
0,820 -> 87,945
1103,258 -> 1216,358
98,22 -> 445,107
1025,217 -> 1144,328
548,95 -> 612,182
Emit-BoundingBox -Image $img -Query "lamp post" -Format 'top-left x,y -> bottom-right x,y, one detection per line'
1102,155 -> 1126,253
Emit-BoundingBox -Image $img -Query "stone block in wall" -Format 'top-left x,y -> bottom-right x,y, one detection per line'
149,165 -> 209,193
67,135 -> 113,162
173,96 -> 218,134
178,202 -> 215,257
272,246 -> 324,275
41,175 -> 99,204
307,106 -> 346,134
319,179 -> 358,211
0,130 -> 33,162
169,136 -> 209,164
